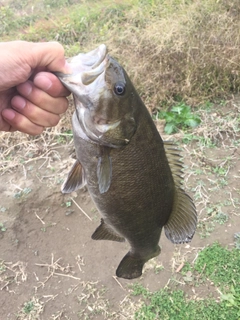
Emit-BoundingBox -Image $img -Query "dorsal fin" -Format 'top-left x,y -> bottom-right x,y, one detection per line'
163,140 -> 184,188
163,141 -> 197,244
61,160 -> 86,193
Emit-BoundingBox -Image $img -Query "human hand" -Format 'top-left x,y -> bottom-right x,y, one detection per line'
0,41 -> 71,135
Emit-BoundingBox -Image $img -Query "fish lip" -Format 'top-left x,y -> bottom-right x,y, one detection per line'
54,44 -> 108,79
81,57 -> 107,85
80,46 -> 109,85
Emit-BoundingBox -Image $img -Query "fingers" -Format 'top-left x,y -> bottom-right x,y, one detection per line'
2,108 -> 44,135
2,72 -> 70,135
15,81 -> 69,115
11,96 -> 61,127
33,72 -> 70,97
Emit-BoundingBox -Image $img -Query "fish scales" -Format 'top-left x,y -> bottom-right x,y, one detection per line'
55,44 -> 197,279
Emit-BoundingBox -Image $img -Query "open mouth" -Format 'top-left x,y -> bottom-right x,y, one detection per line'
80,44 -> 108,85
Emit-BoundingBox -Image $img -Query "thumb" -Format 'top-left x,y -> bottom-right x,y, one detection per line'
30,42 -> 72,74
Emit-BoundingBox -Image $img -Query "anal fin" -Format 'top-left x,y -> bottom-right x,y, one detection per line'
61,160 -> 86,194
164,187 -> 197,244
91,219 -> 125,242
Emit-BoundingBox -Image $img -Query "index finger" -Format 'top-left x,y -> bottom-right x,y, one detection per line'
33,72 -> 70,97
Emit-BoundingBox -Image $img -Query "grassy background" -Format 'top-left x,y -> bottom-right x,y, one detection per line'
1,0 -> 240,109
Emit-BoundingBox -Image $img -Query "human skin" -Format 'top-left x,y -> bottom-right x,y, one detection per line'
0,41 -> 71,135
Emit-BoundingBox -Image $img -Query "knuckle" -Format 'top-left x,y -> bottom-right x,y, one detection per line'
49,115 -> 60,127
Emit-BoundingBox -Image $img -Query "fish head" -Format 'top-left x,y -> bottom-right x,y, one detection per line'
55,44 -> 137,147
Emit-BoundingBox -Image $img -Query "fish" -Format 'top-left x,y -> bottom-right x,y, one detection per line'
55,44 -> 197,280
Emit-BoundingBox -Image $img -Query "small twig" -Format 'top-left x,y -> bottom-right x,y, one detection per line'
112,276 -> 125,290
53,272 -> 81,280
35,212 -> 45,225
176,262 -> 184,273
71,197 -> 92,221
228,191 -> 237,208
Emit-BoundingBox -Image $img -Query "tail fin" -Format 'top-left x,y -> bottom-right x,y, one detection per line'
116,252 -> 146,279
116,246 -> 161,279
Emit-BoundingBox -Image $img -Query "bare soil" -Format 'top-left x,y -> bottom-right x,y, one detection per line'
0,101 -> 239,319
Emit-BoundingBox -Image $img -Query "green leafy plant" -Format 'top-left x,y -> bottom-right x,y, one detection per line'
194,242 -> 240,285
0,223 -> 6,232
134,286 -> 240,320
155,103 -> 201,134
234,232 -> 240,249
133,243 -> 240,320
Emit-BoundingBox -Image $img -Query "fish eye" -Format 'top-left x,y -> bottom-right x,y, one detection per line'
114,82 -> 125,96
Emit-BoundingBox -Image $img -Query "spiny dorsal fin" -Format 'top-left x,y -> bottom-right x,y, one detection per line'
163,140 -> 184,188
164,187 -> 197,244
91,219 -> 125,242
61,160 -> 86,194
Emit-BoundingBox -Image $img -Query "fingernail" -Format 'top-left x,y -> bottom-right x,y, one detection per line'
34,75 -> 52,90
63,61 -> 72,74
11,96 -> 26,110
17,81 -> 32,96
2,109 -> 15,121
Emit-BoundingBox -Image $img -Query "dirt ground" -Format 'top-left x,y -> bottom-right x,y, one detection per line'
0,100 -> 239,319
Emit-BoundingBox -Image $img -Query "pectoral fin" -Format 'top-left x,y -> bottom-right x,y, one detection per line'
91,219 -> 125,242
164,187 -> 197,244
97,147 -> 112,194
61,160 -> 86,193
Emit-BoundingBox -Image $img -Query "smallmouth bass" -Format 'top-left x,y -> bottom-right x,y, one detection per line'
55,45 -> 197,279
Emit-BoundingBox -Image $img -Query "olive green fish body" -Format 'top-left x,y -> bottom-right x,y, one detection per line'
57,45 -> 197,279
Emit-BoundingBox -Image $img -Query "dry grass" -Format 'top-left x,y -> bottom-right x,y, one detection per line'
102,0 -> 240,108
2,0 -> 240,107
0,260 -> 27,291
0,107 -> 74,175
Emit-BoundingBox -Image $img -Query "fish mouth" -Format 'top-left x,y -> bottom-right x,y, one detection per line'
80,44 -> 108,85
73,44 -> 107,69
55,44 -> 109,92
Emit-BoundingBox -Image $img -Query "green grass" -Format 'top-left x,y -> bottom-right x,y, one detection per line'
132,243 -> 240,320
134,288 -> 240,320
194,242 -> 240,286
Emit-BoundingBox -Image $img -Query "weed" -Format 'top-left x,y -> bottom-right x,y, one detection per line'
0,223 -> 6,232
197,221 -> 215,238
133,243 -> 240,319
194,242 -> 240,286
213,166 -> 229,177
214,211 -> 229,225
23,301 -> 35,314
65,200 -> 72,207
17,297 -> 43,319
14,188 -> 32,199
131,283 -> 150,298
234,232 -> 240,249
155,103 -> 201,134
134,286 -> 240,320
220,286 -> 240,312
0,261 -> 6,273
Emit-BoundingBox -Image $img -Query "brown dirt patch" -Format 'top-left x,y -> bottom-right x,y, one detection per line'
0,99 -> 240,319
